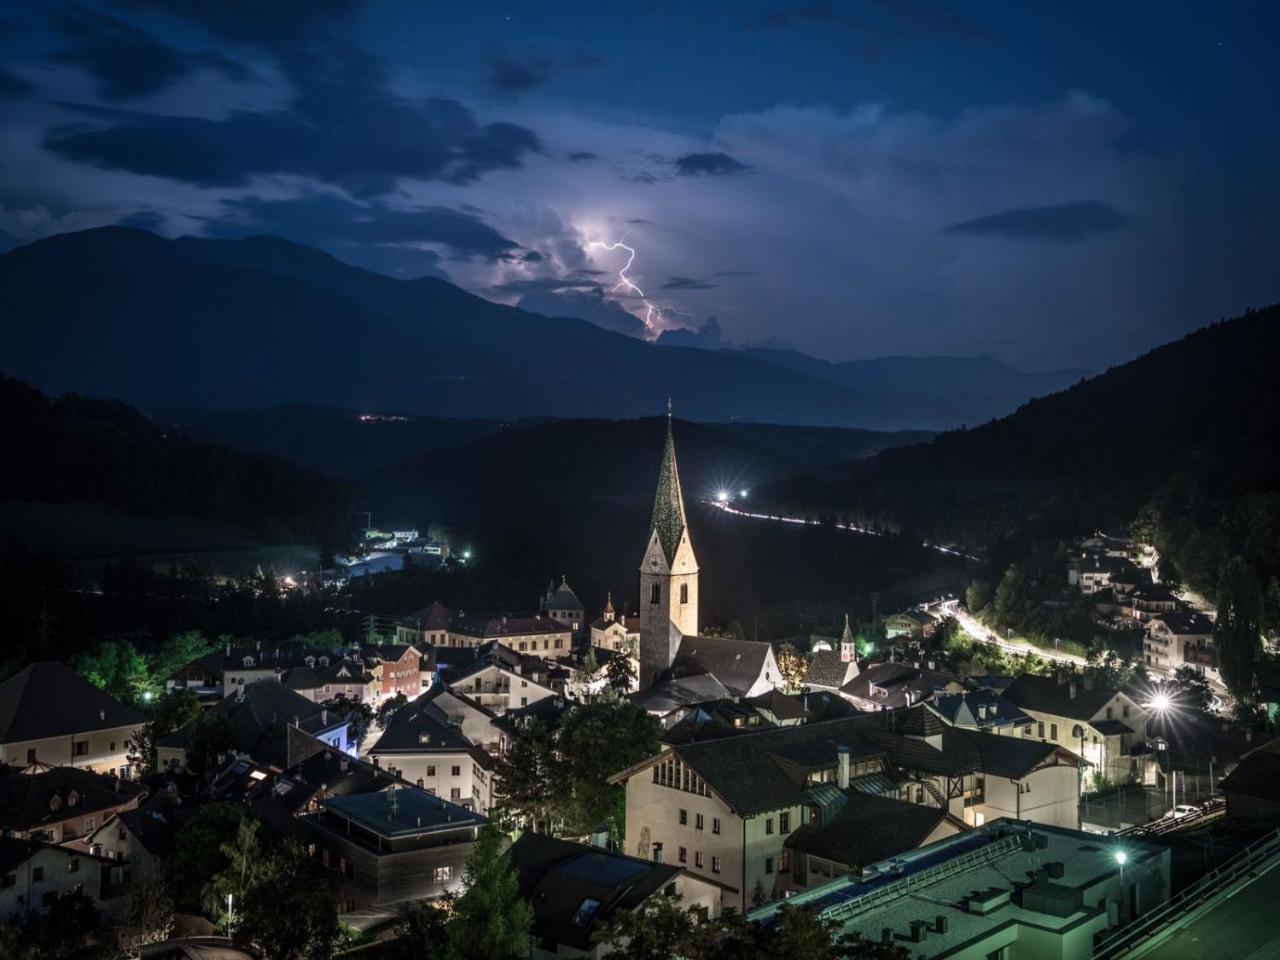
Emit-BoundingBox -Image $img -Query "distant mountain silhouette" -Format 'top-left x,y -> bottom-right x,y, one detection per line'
0,375 -> 346,545
738,348 -> 1091,428
6,227 -> 1071,430
158,404 -> 930,480
756,304 -> 1280,561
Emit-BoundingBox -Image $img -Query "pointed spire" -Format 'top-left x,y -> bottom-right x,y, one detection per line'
841,613 -> 854,644
650,412 -> 688,565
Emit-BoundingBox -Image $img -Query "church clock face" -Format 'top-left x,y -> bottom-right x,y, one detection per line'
649,556 -> 660,569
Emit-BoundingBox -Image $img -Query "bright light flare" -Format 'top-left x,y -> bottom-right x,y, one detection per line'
716,490 -> 729,503
1148,692 -> 1172,713
1114,850 -> 1127,866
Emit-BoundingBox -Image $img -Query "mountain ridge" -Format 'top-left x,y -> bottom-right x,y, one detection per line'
5,227 -> 1090,431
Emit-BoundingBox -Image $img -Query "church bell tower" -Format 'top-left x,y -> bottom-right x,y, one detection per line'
638,408 -> 699,688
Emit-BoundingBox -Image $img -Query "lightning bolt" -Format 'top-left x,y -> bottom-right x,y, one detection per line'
587,238 -> 661,330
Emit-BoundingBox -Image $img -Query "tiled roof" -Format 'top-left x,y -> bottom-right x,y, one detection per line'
669,635 -> 771,698
0,662 -> 144,743
1149,611 -> 1214,635
1004,674 -> 1123,722
369,698 -> 476,754
928,691 -> 1031,729
841,661 -> 958,709
542,577 -> 584,612
0,765 -> 145,833
659,709 -> 980,816
784,793 -> 953,868
404,602 -> 456,630
451,614 -> 572,639
805,649 -> 857,689
948,728 -> 1075,779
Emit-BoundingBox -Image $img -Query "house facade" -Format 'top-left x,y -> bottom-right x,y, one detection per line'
0,662 -> 144,778
1005,674 -> 1148,784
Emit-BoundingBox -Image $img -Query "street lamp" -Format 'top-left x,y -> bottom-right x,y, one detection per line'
716,490 -> 729,503
1114,850 -> 1127,921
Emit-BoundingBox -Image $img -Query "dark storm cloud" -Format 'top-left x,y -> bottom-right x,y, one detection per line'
567,151 -> 598,162
487,271 -> 602,297
50,5 -> 243,100
109,0 -> 362,49
116,208 -> 164,231
516,287 -> 648,338
484,47 -> 605,95
44,48 -> 543,195
660,275 -> 717,290
210,193 -> 522,261
944,201 -> 1127,241
673,152 -> 748,177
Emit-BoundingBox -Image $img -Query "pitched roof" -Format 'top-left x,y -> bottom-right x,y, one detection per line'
1220,749 -> 1280,803
805,649 -> 857,689
648,708 -> 980,816
784,793 -> 955,868
649,415 -> 688,565
660,700 -> 775,746
841,661 -> 958,709
542,577 -> 584,612
0,765 -> 146,833
1149,611 -> 1214,635
0,662 -> 144,743
928,691 -> 1032,729
207,680 -> 334,768
509,833 -> 682,951
948,728 -> 1077,779
1004,674 -> 1123,722
369,698 -> 477,754
111,807 -> 181,858
451,614 -> 572,639
669,635 -> 772,698
404,602 -> 456,630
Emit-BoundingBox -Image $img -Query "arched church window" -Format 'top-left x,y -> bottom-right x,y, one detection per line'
650,583 -> 660,604
680,584 -> 688,604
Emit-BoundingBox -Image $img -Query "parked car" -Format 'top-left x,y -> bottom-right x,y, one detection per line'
1171,803 -> 1199,818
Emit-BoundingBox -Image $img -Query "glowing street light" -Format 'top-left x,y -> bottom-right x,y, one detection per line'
739,489 -> 748,498
1114,850 -> 1127,866
716,490 -> 729,503
1148,692 -> 1172,713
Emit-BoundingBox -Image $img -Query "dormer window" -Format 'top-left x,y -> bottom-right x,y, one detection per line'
305,656 -> 316,669
49,795 -> 62,812
319,656 -> 330,668
67,790 -> 79,808
243,656 -> 255,667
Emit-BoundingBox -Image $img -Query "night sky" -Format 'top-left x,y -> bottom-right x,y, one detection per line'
1,1 -> 1277,370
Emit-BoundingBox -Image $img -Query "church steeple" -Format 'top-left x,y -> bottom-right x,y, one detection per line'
638,409 -> 699,689
650,408 -> 688,565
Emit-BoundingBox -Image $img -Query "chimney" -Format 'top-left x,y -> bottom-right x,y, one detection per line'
99,708 -> 105,722
905,690 -> 915,707
837,744 -> 850,789
1068,680 -> 1077,700
321,708 -> 328,724
226,640 -> 231,657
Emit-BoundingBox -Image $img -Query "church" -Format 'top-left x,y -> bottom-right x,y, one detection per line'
635,414 -> 780,714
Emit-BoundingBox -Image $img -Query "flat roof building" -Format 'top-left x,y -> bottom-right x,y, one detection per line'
751,819 -> 1170,960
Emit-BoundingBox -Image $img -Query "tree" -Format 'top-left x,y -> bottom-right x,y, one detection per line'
593,894 -> 700,960
386,900 -> 449,960
233,841 -> 342,960
604,650 -> 637,693
321,694 -> 374,743
1215,556 -> 1264,701
376,692 -> 409,728
774,643 -> 808,693
187,711 -> 235,777
554,701 -> 661,837
992,564 -> 1032,628
0,890 -> 103,959
130,689 -> 202,773
1169,666 -> 1213,713
445,824 -> 532,960
167,803 -> 256,911
151,631 -> 218,687
965,580 -> 992,615
493,719 -> 557,830
206,818 -> 272,917
114,860 -> 175,954
73,639 -> 151,703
